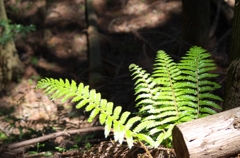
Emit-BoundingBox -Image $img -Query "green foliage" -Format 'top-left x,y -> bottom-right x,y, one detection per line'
37,46 -> 222,149
0,131 -> 7,141
37,78 -> 155,148
0,19 -> 35,45
129,46 -> 222,146
55,146 -> 66,152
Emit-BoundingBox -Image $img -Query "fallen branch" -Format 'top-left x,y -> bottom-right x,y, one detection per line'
0,126 -> 104,154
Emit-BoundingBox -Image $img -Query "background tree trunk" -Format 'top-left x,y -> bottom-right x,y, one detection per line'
223,0 -> 240,110
181,0 -> 210,49
0,0 -> 24,89
86,0 -> 105,88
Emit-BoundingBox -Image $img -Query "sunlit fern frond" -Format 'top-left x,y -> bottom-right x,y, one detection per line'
129,52 -> 181,147
129,64 -> 160,109
178,46 -> 222,118
37,78 -> 156,148
129,46 -> 223,147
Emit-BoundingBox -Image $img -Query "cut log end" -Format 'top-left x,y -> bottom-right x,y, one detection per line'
172,107 -> 240,158
172,125 -> 189,158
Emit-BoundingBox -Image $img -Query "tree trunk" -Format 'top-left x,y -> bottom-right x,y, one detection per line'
86,0 -> 105,88
0,0 -> 24,89
172,107 -> 240,158
224,0 -> 240,110
181,0 -> 210,49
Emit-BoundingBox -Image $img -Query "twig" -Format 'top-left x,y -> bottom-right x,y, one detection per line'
131,30 -> 156,53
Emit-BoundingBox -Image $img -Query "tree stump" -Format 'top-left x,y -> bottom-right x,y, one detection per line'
172,107 -> 240,158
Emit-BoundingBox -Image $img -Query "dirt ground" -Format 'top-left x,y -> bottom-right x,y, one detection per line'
0,0 -> 233,157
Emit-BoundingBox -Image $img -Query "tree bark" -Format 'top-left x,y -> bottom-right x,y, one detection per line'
86,0 -> 105,88
181,0 -> 210,49
0,0 -> 24,89
224,0 -> 240,110
172,107 -> 240,158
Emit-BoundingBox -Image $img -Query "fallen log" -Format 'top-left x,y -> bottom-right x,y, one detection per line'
172,107 -> 240,158
0,126 -> 105,156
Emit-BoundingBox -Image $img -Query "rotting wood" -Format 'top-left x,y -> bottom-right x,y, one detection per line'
172,107 -> 240,158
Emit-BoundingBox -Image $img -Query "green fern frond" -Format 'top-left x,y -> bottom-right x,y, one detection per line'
37,78 -> 152,149
135,133 -> 157,147
178,46 -> 222,118
129,46 -> 222,147
129,64 -> 160,108
129,51 -> 181,146
133,120 -> 155,133
155,124 -> 174,145
153,50 -> 181,85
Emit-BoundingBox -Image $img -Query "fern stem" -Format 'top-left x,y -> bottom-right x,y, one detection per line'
196,54 -> 200,118
164,56 -> 179,117
138,139 -> 153,158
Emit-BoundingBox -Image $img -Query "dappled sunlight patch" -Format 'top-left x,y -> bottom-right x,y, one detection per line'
108,1 -> 182,33
44,0 -> 85,28
46,32 -> 88,60
37,58 -> 67,73
1,79 -> 57,120
0,79 -> 94,137
6,0 -> 46,18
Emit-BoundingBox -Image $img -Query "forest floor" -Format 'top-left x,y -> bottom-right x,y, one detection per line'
0,0 -> 234,157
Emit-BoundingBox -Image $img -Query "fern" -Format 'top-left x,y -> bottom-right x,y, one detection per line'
37,78 -> 156,148
37,46 -> 222,150
129,46 -> 222,147
178,46 -> 222,118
